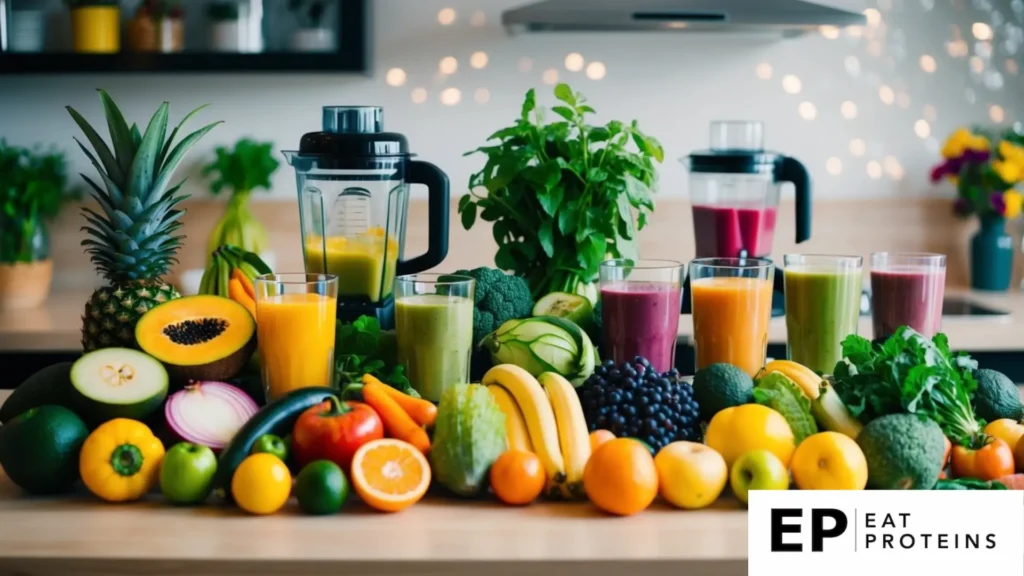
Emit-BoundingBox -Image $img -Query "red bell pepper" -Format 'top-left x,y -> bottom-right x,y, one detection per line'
292,396 -> 384,471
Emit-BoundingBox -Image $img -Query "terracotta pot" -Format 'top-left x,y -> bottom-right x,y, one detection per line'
0,259 -> 54,310
127,14 -> 158,52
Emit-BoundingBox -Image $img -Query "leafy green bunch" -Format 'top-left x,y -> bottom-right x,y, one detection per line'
334,316 -> 417,399
832,327 -> 984,448
202,138 -> 279,199
460,84 -> 664,299
0,141 -> 79,264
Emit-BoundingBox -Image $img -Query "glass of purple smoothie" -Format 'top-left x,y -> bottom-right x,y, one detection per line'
599,259 -> 685,373
870,252 -> 946,340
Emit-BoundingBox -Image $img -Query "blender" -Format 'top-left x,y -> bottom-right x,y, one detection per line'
283,106 -> 450,328
680,120 -> 812,317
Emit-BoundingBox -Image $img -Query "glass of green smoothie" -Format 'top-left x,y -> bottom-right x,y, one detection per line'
395,273 -> 475,402
783,254 -> 864,374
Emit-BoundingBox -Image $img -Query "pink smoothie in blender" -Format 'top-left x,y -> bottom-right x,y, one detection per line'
692,205 -> 778,258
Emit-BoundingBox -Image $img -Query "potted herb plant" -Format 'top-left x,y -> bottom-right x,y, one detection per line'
0,142 -> 80,309
202,139 -> 280,269
460,84 -> 664,304
930,127 -> 1024,291
208,2 -> 241,52
288,0 -> 334,52
67,0 -> 120,54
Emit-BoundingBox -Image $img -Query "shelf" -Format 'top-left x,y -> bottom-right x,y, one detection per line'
0,0 -> 372,74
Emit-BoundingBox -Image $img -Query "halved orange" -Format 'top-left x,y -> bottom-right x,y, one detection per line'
351,438 -> 431,512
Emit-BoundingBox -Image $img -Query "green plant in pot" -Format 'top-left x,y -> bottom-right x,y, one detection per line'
202,138 -> 279,266
930,127 -> 1024,291
460,83 -> 664,305
0,141 -> 80,309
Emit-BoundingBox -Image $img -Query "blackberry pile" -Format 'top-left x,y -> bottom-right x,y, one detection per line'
577,357 -> 702,452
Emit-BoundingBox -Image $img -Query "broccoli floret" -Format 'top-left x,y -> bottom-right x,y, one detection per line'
454,267 -> 534,344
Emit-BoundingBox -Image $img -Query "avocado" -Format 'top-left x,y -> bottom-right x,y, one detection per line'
973,368 -> 1023,423
0,405 -> 89,495
692,363 -> 755,422
0,362 -> 75,425
856,413 -> 946,490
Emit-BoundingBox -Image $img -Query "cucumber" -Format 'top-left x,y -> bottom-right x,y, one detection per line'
213,387 -> 337,501
70,348 -> 168,425
533,292 -> 595,334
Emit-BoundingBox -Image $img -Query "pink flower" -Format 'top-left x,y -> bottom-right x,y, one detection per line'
990,192 -> 1006,215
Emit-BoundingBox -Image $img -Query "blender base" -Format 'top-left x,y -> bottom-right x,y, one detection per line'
336,296 -> 397,330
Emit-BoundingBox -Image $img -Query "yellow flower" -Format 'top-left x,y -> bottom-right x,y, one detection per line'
1003,190 -> 1023,219
992,160 -> 1023,185
967,135 -> 991,152
999,140 -> 1024,165
941,128 -> 974,159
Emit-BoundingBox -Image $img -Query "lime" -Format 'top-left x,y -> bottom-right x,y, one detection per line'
295,460 -> 349,515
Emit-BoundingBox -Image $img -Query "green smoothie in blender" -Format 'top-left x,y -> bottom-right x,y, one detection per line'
304,227 -> 399,302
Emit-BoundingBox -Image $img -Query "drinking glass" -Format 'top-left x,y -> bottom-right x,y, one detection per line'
783,254 -> 864,374
599,259 -> 685,374
396,273 -> 475,402
254,273 -> 339,402
870,252 -> 946,340
690,257 -> 775,377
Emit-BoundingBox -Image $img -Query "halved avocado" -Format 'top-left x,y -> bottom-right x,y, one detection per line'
135,295 -> 256,385
70,348 -> 169,423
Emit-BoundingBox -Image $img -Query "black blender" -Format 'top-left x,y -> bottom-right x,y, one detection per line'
283,106 -> 451,329
680,121 -> 812,317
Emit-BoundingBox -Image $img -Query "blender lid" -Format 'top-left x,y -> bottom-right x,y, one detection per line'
288,106 -> 414,158
685,149 -> 783,174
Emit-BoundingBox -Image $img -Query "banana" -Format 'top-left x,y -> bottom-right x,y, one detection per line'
482,364 -> 565,487
762,359 -> 823,400
217,255 -> 231,298
488,385 -> 534,453
538,372 -> 591,500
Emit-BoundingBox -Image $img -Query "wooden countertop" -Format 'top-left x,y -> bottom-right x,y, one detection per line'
0,391 -> 747,576
4,288 -> 1024,353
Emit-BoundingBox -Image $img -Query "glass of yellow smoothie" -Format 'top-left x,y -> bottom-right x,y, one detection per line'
395,273 -> 475,402
254,273 -> 338,402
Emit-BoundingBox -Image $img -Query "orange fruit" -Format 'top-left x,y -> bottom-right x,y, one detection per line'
350,438 -> 430,512
490,450 -> 546,505
704,404 -> 796,469
231,453 -> 292,515
583,438 -> 658,516
790,432 -> 868,490
589,429 -> 616,452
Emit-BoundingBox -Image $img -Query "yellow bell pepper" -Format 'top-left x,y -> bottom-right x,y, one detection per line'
79,419 -> 165,502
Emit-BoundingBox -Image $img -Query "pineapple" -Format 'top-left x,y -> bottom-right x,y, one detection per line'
67,90 -> 221,351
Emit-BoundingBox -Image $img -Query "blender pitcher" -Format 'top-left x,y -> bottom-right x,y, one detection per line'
683,120 -> 811,259
283,106 -> 450,328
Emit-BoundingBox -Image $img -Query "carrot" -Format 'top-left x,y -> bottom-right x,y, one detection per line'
363,381 -> 431,454
232,268 -> 256,301
995,474 -> 1024,490
362,374 -> 437,427
228,278 -> 257,318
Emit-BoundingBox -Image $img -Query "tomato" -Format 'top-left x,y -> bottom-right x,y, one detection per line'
951,437 -> 1015,481
292,398 -> 384,472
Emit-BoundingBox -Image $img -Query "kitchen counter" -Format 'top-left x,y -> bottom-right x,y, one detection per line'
4,288 -> 1024,353
0,391 -> 747,576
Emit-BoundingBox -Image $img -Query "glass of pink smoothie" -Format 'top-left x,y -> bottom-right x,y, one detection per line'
599,259 -> 685,373
870,252 -> 946,340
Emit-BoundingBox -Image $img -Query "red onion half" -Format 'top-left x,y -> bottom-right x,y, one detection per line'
165,382 -> 259,451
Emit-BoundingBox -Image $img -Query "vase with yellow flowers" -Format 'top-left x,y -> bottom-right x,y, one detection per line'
930,127 -> 1024,291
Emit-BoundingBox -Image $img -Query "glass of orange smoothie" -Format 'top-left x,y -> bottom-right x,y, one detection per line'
690,257 -> 774,377
254,273 -> 338,402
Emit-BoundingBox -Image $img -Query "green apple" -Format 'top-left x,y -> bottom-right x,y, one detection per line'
729,449 -> 790,505
251,433 -> 289,463
160,442 -> 218,505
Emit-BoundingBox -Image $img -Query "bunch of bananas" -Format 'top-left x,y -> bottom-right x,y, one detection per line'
199,246 -> 273,314
483,365 -> 591,500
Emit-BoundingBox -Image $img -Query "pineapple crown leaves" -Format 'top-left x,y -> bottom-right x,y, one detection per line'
67,89 -> 222,281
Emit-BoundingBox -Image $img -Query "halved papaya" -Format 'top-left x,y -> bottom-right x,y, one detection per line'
136,295 -> 256,384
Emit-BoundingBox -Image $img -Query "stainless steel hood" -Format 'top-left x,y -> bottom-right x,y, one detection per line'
502,0 -> 867,35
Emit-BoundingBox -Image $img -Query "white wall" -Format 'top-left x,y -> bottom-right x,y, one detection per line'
1,0 -> 1021,203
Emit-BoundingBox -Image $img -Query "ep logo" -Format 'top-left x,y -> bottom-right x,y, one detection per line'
771,508 -> 848,552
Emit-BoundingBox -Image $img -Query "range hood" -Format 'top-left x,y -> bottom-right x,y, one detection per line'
502,0 -> 867,35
